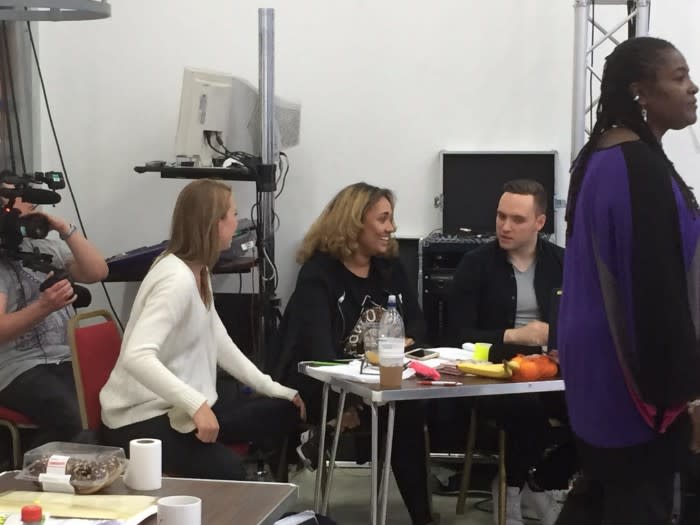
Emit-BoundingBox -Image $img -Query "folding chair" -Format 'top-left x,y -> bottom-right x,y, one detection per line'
0,406 -> 37,468
68,309 -> 122,431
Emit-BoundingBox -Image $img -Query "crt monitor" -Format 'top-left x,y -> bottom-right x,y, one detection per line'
174,68 -> 301,166
175,67 -> 234,167
441,151 -> 556,237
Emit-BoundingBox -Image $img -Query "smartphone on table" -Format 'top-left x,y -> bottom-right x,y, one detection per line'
404,348 -> 440,361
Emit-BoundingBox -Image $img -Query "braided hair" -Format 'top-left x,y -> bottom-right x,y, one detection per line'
566,36 -> 699,236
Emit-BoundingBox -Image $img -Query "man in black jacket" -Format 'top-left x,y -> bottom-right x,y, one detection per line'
448,179 -> 563,354
438,180 -> 567,525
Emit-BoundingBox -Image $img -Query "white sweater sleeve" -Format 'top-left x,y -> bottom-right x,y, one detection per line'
121,270 -> 208,417
213,313 -> 297,400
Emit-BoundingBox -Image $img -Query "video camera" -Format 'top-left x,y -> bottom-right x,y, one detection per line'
0,169 -> 78,294
0,169 -> 64,251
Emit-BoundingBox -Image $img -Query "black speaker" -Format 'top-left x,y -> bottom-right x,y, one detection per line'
421,234 -> 492,345
396,237 -> 420,299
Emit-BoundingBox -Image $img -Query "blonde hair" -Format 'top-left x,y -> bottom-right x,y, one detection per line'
160,179 -> 232,307
297,182 -> 398,264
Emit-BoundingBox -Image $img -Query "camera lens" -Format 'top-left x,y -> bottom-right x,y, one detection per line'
19,213 -> 49,239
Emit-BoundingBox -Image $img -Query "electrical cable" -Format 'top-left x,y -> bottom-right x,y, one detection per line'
26,22 -> 124,330
214,134 -> 281,293
275,151 -> 289,199
261,247 -> 277,287
205,131 -> 227,157
0,23 -> 17,174
249,265 -> 257,357
8,260 -> 48,364
2,21 -> 26,173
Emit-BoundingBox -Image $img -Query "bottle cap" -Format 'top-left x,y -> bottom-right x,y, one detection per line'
21,504 -> 43,522
387,294 -> 396,306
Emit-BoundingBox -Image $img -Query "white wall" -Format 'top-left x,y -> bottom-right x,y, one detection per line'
650,2 -> 700,181
32,1 -> 700,319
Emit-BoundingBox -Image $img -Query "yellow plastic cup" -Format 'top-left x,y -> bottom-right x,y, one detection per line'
473,342 -> 492,362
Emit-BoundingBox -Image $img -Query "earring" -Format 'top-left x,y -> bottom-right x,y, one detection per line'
633,94 -> 647,121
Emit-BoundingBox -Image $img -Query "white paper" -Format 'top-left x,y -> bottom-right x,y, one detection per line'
274,510 -> 318,524
307,360 -> 415,384
434,347 -> 475,362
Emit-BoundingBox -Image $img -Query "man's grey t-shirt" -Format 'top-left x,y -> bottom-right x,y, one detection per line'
513,261 -> 540,328
0,238 -> 73,391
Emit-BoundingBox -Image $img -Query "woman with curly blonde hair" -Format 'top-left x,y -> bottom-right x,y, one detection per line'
271,182 -> 433,525
296,182 -> 398,264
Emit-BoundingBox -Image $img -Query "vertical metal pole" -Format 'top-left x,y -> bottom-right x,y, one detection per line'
257,8 -> 277,365
635,0 -> 650,37
571,0 -> 589,162
259,8 -> 275,165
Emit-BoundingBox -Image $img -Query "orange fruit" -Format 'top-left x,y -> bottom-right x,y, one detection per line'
512,360 -> 540,381
511,354 -> 525,365
539,358 -> 558,378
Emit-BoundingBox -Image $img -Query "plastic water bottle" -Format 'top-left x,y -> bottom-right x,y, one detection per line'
378,295 -> 405,388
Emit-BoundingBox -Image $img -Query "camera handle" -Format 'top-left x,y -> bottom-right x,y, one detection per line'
39,268 -> 70,292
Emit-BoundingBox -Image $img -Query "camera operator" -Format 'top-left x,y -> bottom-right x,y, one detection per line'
0,193 -> 108,448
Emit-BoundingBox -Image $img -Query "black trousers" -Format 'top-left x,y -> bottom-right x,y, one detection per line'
0,362 -> 83,449
101,382 -> 299,481
555,473 -> 675,525
428,392 -> 575,489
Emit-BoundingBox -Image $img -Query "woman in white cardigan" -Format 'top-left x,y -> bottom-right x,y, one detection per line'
100,179 -> 305,480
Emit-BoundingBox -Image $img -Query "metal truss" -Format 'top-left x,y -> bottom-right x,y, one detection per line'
571,0 -> 650,160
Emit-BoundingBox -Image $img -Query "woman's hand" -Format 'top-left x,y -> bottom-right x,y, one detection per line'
547,349 -> 560,365
193,402 -> 220,443
37,272 -> 76,313
38,212 -> 70,235
291,394 -> 306,422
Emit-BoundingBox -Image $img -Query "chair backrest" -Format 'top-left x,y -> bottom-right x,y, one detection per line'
68,309 -> 122,431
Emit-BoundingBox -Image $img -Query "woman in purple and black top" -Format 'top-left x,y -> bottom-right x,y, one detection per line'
557,37 -> 700,524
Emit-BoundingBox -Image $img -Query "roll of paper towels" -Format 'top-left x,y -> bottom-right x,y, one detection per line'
124,438 -> 162,490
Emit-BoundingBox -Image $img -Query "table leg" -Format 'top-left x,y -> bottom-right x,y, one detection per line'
371,403 -> 379,525
378,402 -> 395,525
321,390 -> 346,515
456,406 -> 478,515
313,383 -> 329,512
498,429 -> 506,525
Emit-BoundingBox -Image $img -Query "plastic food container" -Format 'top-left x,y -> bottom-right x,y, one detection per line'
17,442 -> 126,494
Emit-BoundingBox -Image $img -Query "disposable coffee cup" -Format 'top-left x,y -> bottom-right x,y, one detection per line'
379,336 -> 404,388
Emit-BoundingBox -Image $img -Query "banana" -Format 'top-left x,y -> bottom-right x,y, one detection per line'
457,360 -> 518,379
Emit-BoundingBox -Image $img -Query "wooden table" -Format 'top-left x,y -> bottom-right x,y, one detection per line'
0,471 -> 297,525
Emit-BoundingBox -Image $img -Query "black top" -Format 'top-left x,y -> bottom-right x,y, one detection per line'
268,251 -> 426,396
447,238 -> 564,358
